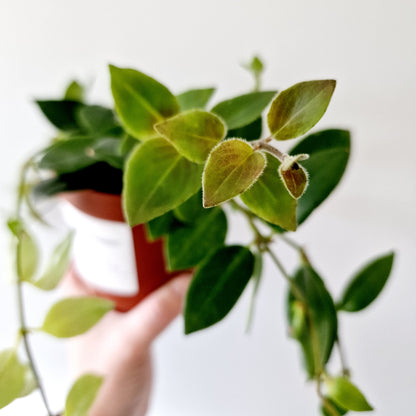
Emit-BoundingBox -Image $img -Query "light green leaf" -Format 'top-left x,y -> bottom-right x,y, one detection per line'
166,208 -> 227,271
325,377 -> 373,412
287,265 -> 337,377
36,100 -> 82,131
185,245 -> 254,334
240,154 -> 297,231
34,232 -> 74,291
212,91 -> 276,130
176,88 -> 215,111
65,374 -> 103,416
243,56 -> 264,78
290,129 -> 351,225
64,80 -> 85,102
338,252 -> 395,312
109,65 -> 179,140
123,138 -> 203,226
41,297 -> 114,338
155,110 -> 226,164
267,80 -> 336,140
0,350 -> 26,409
17,365 -> 37,398
202,139 -> 266,207
17,229 -> 39,283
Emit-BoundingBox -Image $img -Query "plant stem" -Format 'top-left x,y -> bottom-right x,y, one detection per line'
252,140 -> 286,162
16,282 -> 53,416
336,336 -> 350,377
317,377 -> 340,416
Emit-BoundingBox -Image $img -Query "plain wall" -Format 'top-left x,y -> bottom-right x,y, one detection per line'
0,0 -> 415,414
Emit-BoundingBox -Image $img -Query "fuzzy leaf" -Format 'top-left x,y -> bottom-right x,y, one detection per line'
65,374 -> 103,416
240,154 -> 297,231
155,110 -> 226,163
203,139 -> 266,207
212,91 -> 276,130
268,80 -> 336,140
109,65 -> 179,140
290,129 -> 351,225
167,208 -> 227,271
176,88 -> 215,111
338,252 -> 394,312
0,350 -> 26,409
185,246 -> 254,334
34,232 -> 73,291
41,297 -> 114,338
123,138 -> 202,226
279,154 -> 309,199
325,377 -> 373,412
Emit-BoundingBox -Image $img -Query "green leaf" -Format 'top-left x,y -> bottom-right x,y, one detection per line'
325,377 -> 373,412
173,190 -> 206,223
36,100 -> 83,131
92,138 -> 124,170
243,56 -> 264,78
176,88 -> 215,111
166,208 -> 227,271
240,153 -> 297,231
16,228 -> 39,283
0,350 -> 26,409
76,105 -> 122,137
227,116 -> 262,141
65,374 -> 103,416
109,65 -> 179,140
290,129 -> 351,225
41,297 -> 114,338
338,252 -> 395,312
38,138 -> 98,174
146,211 -> 176,241
64,80 -> 85,102
202,139 -> 266,207
155,110 -> 226,164
321,398 -> 348,416
185,245 -> 255,334
212,91 -> 276,130
123,138 -> 202,226
34,232 -> 73,291
287,264 -> 337,377
17,365 -> 37,398
278,154 -> 309,199
267,80 -> 336,140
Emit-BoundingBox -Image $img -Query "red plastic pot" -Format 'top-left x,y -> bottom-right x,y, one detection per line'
62,190 -> 179,312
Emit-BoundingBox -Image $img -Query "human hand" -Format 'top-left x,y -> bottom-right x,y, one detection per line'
63,270 -> 192,416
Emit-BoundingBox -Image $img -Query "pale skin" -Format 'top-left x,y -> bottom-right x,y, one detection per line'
63,270 -> 192,416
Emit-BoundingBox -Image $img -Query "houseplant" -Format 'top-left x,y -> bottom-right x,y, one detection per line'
1,57 -> 394,415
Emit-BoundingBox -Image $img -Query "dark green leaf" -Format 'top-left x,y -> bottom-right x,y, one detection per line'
227,117 -> 262,141
325,377 -> 373,412
290,129 -> 351,225
36,100 -> 82,131
338,252 -> 394,312
34,232 -> 73,291
288,264 -> 337,377
167,208 -> 227,271
76,105 -> 122,137
146,211 -> 176,241
212,91 -> 276,130
41,297 -> 114,338
92,138 -> 124,170
240,153 -> 297,231
0,350 -> 26,409
64,80 -> 85,102
65,374 -> 103,416
202,139 -> 266,207
109,65 -> 179,140
173,190 -> 206,223
123,138 -> 202,226
185,245 -> 255,333
176,88 -> 215,111
267,80 -> 336,140
155,110 -> 226,164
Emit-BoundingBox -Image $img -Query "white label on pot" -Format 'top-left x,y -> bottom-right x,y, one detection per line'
61,202 -> 139,296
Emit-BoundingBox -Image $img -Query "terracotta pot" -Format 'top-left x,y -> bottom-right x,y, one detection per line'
62,190 -> 179,312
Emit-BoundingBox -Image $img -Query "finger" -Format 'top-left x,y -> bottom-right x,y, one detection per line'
122,274 -> 192,350
60,265 -> 91,296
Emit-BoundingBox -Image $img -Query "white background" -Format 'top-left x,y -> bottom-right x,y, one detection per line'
0,0 -> 415,414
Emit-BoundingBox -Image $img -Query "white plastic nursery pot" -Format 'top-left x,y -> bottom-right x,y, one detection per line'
62,190 -> 181,312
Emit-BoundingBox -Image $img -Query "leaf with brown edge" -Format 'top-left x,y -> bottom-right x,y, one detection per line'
202,139 -> 266,207
278,154 -> 309,199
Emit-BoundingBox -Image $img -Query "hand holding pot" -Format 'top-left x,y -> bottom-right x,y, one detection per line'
64,269 -> 192,416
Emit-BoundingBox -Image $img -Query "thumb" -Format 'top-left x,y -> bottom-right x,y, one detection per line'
122,274 -> 192,350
